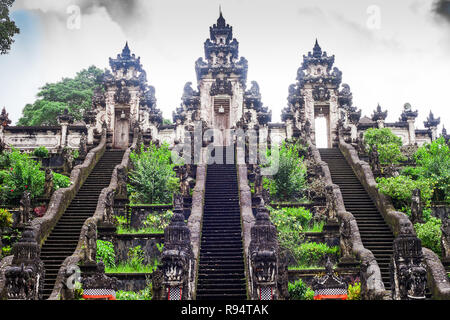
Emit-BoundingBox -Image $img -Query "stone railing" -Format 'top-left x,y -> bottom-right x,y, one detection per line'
187,162 -> 207,299
307,136 -> 389,300
0,130 -> 106,299
339,137 -> 450,300
47,130 -> 138,300
236,146 -> 255,299
30,129 -> 107,246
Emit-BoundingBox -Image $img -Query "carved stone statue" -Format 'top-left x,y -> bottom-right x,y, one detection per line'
103,190 -> 115,225
441,215 -> 450,263
81,222 -> 97,265
44,168 -> 54,199
19,191 -> 32,225
62,148 -> 74,173
410,189 -> 423,224
79,132 -> 87,159
356,132 -> 366,156
369,145 -> 381,176
325,185 -> 337,222
390,220 -> 427,300
116,166 -> 127,200
339,218 -> 353,261
254,166 -> 263,196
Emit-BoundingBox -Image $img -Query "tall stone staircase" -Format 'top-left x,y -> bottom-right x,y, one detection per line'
196,149 -> 247,300
319,148 -> 394,290
40,150 -> 125,299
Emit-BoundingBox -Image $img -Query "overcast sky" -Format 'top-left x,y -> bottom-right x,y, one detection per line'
1,0 -> 449,132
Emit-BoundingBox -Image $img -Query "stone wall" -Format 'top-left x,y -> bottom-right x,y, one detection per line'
186,162 -> 206,299
1,125 -> 87,152
114,234 -> 163,265
338,137 -> 450,300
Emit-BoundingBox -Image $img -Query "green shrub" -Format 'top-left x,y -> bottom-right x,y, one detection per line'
263,142 -> 307,201
0,152 -> 10,168
33,146 -> 49,158
96,240 -> 116,269
116,286 -> 152,300
269,207 -> 304,257
376,175 -> 434,209
364,128 -> 402,149
288,279 -> 314,300
53,173 -> 71,190
0,208 -> 13,231
364,128 -> 405,165
294,242 -> 339,267
414,217 -> 442,257
142,210 -> 173,232
0,149 -> 45,200
413,137 -> 450,203
128,143 -> 179,205
1,245 -> 12,258
347,282 -> 361,300
128,246 -> 145,270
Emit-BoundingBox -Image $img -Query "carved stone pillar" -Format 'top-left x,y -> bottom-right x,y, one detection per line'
154,194 -> 194,300
4,226 -> 45,300
390,221 -> 427,300
248,201 -> 287,300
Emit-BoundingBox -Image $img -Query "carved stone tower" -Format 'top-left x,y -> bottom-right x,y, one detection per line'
174,11 -> 271,147
283,40 -> 360,147
92,42 -> 161,149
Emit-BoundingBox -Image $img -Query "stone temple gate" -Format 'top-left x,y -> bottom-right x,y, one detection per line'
0,12 -> 442,154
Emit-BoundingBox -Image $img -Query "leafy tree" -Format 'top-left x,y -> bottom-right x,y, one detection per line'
376,175 -> 434,209
128,143 -> 179,205
0,0 -> 20,55
18,66 -> 105,126
413,137 -> 450,202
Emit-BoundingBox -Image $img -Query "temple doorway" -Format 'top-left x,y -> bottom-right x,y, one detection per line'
213,97 -> 231,146
114,110 -> 130,149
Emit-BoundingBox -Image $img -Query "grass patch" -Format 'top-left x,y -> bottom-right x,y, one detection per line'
117,225 -> 164,235
105,261 -> 157,274
303,221 -> 325,233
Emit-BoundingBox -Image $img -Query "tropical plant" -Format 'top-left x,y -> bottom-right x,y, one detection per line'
142,210 -> 173,233
364,128 -> 405,165
96,240 -> 116,269
412,137 -> 450,203
53,173 -> 71,190
288,279 -> 314,300
294,242 -> 339,267
0,208 -> 13,231
33,146 -> 49,159
414,217 -> 442,257
0,149 -> 45,200
376,175 -> 434,210
128,246 -> 145,270
263,142 -> 307,201
128,143 -> 179,204
347,282 -> 361,300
